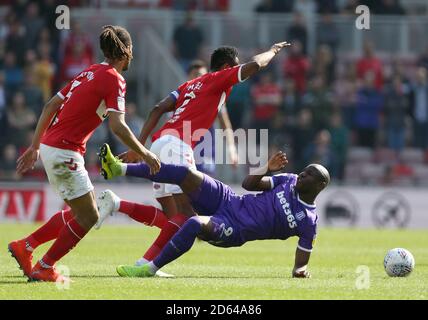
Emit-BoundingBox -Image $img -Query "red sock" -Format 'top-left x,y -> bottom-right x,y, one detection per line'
143,213 -> 189,261
26,209 -> 73,249
41,218 -> 88,266
119,200 -> 167,229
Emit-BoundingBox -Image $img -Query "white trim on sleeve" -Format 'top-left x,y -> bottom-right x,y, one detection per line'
237,65 -> 248,83
105,108 -> 125,114
269,177 -> 274,190
171,90 -> 179,100
57,92 -> 65,100
297,244 -> 313,253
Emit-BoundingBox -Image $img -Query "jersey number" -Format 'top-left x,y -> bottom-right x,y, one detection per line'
168,91 -> 196,124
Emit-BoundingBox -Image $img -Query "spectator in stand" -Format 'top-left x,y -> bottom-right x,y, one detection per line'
417,46 -> 428,70
173,11 -> 204,71
3,51 -> 23,101
287,12 -> 308,55
5,91 -> 36,147
342,0 -> 360,14
282,78 -> 300,116
375,0 -> 406,15
23,2 -> 45,50
354,72 -> 384,148
315,0 -> 338,14
283,40 -> 310,96
33,42 -> 55,102
200,0 -> 230,11
255,0 -> 294,13
334,62 -> 358,129
22,70 -> 44,116
250,72 -> 282,133
227,79 -> 251,129
302,75 -> 334,130
0,144 -> 19,180
316,14 -> 340,54
62,20 -> 94,66
357,41 -> 384,91
291,108 -> 316,172
0,71 -> 5,114
311,44 -> 335,85
60,39 -> 93,84
5,17 -> 26,66
303,129 -> 334,174
383,76 -> 409,153
410,67 -> 428,150
328,113 -> 349,181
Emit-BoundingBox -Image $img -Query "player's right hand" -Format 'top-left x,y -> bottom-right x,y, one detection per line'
142,150 -> 161,175
268,151 -> 288,172
270,41 -> 291,54
17,146 -> 39,175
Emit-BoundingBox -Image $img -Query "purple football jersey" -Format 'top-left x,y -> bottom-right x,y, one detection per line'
225,174 -> 318,252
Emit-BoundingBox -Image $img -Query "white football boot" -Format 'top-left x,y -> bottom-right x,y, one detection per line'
95,189 -> 120,230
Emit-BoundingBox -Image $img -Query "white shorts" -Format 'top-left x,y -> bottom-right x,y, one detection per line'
150,135 -> 196,198
40,143 -> 94,200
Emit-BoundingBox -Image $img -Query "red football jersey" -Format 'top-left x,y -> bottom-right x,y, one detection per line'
152,65 -> 245,148
42,62 -> 126,154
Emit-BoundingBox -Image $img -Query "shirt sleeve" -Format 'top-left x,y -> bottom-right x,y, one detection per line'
269,173 -> 297,189
297,218 -> 317,252
104,73 -> 126,113
211,65 -> 246,92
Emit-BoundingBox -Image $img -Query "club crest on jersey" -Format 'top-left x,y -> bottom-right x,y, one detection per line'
296,211 -> 306,221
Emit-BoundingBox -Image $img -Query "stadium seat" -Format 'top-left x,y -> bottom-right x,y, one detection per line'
346,147 -> 373,164
400,148 -> 424,165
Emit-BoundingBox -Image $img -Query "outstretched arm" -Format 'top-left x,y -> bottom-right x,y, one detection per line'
240,42 -> 291,81
241,151 -> 288,191
17,95 -> 63,174
119,95 -> 175,163
292,248 -> 311,278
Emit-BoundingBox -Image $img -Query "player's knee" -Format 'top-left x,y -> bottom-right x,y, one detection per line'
75,208 -> 99,229
183,216 -> 203,235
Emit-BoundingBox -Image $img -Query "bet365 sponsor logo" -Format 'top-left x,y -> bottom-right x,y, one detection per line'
276,191 -> 297,229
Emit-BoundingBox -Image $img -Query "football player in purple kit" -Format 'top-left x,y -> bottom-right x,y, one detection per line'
99,144 -> 329,278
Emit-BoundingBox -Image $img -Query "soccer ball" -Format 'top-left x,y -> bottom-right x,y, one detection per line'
383,248 -> 415,277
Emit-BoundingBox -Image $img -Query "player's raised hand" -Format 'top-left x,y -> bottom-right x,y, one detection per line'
268,151 -> 288,172
118,150 -> 142,163
142,150 -> 161,175
270,41 -> 291,54
17,146 -> 39,175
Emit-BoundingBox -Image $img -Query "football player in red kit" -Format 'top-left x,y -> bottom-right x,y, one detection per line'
8,25 -> 160,283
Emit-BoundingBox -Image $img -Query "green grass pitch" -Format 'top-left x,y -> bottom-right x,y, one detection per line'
0,224 -> 427,300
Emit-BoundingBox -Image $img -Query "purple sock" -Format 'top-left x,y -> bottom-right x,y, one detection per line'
126,163 -> 189,185
153,217 -> 202,268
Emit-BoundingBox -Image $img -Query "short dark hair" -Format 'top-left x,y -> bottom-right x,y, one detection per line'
210,46 -> 238,71
100,25 -> 132,60
187,59 -> 207,75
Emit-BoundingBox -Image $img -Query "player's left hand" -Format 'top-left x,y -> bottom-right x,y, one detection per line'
16,146 -> 39,175
268,151 -> 288,172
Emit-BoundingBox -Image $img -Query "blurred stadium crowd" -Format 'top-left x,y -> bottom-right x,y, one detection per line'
1,0 -> 428,186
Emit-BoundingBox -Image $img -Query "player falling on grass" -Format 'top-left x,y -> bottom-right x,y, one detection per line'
8,25 -> 160,283
99,144 -> 329,278
95,42 -> 290,268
